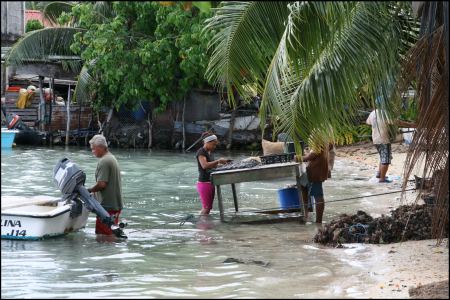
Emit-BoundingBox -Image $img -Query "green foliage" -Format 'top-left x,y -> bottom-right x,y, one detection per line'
25,20 -> 44,32
204,2 -> 419,152
400,97 -> 418,121
69,1 -> 213,112
334,124 -> 372,146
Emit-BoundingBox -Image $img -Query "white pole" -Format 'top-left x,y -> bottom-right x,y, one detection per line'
65,84 -> 71,146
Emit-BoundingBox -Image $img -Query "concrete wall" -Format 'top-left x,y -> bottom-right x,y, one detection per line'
1,1 -> 25,44
1,2 -> 25,95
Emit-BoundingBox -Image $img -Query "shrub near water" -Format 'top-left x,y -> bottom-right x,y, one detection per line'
70,2 -> 213,112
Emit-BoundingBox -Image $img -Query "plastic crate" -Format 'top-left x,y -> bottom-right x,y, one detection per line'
260,153 -> 295,165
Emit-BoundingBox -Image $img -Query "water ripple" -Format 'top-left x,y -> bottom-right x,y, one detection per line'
2,148 -> 386,298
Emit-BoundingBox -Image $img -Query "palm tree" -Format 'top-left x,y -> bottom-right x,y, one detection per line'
204,1 -> 448,240
204,1 -> 418,150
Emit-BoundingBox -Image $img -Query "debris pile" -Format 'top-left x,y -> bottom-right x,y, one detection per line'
313,204 -> 445,246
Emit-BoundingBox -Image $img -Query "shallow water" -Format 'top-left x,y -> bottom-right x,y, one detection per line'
1,146 -> 414,298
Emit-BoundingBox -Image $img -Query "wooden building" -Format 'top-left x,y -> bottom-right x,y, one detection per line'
3,76 -> 103,146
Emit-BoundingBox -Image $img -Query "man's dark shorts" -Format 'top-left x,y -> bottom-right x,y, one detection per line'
375,143 -> 392,165
308,182 -> 324,198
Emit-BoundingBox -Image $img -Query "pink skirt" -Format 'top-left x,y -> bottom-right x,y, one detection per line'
196,181 -> 215,210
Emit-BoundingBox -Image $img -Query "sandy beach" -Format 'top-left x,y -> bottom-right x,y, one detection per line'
336,140 -> 422,180
330,141 -> 448,299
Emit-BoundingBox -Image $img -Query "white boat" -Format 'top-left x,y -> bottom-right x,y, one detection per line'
1,157 -> 126,241
1,195 -> 90,240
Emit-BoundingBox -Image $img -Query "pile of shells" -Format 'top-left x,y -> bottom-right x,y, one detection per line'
314,204 -> 446,246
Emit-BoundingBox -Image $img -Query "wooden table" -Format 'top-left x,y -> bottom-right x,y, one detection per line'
211,162 -> 305,222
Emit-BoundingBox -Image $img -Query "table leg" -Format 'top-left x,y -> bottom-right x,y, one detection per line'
216,185 -> 225,222
295,166 -> 305,223
231,183 -> 238,212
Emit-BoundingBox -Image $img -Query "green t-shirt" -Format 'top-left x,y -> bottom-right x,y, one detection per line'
94,152 -> 123,210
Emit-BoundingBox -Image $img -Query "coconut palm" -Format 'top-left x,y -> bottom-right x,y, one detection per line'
205,1 -> 448,240
204,1 -> 418,152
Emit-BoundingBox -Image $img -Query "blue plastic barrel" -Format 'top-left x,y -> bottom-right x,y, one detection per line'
277,187 -> 301,209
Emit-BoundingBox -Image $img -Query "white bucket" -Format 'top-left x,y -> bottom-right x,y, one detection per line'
401,128 -> 415,145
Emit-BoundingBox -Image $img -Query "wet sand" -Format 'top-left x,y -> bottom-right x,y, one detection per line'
336,141 -> 420,180
332,141 -> 448,299
323,239 -> 449,299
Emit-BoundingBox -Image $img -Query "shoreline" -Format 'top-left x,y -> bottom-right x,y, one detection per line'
335,140 -> 425,181
329,141 -> 448,299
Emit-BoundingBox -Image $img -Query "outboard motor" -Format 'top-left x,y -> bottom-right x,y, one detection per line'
53,158 -> 127,238
5,113 -> 34,132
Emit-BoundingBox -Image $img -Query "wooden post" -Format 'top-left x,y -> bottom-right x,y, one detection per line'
78,92 -> 82,132
65,84 -> 71,146
182,96 -> 186,151
38,76 -> 45,132
227,109 -> 236,150
49,77 -> 54,145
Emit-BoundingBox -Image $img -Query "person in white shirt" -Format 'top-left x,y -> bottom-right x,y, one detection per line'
366,107 -> 416,183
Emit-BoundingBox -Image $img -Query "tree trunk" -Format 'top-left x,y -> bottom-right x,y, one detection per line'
147,112 -> 153,149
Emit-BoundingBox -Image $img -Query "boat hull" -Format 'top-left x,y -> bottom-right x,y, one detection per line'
1,201 -> 90,240
1,128 -> 19,148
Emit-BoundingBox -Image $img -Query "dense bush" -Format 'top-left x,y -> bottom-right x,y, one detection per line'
25,19 -> 44,32
69,2 -> 213,112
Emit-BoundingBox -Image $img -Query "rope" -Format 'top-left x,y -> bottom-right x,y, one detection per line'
232,187 -> 417,215
324,187 -> 416,204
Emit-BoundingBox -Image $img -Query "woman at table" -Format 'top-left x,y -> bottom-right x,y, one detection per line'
196,133 -> 229,215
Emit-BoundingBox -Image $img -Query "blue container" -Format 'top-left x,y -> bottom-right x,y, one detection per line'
119,101 -> 150,121
1,128 -> 18,148
277,187 -> 301,209
131,109 -> 146,121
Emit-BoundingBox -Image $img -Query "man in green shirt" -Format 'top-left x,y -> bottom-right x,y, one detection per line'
87,134 -> 123,235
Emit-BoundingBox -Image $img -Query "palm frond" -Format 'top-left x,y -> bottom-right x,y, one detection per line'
43,2 -> 74,26
5,27 -> 85,74
259,2 -> 417,150
93,1 -> 116,21
204,1 -> 293,107
73,61 -> 96,105
401,1 -> 449,241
